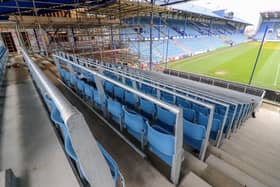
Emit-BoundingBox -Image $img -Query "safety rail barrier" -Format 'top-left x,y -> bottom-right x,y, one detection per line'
163,68 -> 265,98
53,55 -> 186,185
20,48 -> 120,187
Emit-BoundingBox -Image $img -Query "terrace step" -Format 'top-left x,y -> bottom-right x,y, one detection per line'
179,172 -> 212,187
206,154 -> 267,187
208,145 -> 280,187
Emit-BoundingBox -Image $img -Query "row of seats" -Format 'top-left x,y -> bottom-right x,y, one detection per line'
42,68 -> 120,185
60,68 -> 178,166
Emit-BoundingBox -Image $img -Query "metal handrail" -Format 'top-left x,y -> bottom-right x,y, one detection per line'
20,48 -> 115,187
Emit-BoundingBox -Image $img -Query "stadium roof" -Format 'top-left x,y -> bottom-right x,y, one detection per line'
170,3 -> 251,25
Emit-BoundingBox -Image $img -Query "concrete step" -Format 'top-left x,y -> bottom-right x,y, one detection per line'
231,130 -> 280,154
182,151 -> 243,187
221,140 -> 280,180
208,145 -> 280,187
206,154 -> 267,187
179,172 -> 212,187
229,134 -> 280,162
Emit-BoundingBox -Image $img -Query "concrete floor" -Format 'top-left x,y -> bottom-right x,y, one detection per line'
221,102 -> 280,182
0,56 -> 80,187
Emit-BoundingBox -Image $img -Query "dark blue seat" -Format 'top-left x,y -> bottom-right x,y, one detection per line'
83,70 -> 95,83
141,84 -> 156,96
107,99 -> 123,127
176,97 -> 191,108
114,86 -> 124,101
183,107 -> 196,122
156,105 -> 176,132
123,106 -> 146,149
97,142 -> 119,185
124,91 -> 136,108
139,98 -> 155,120
183,119 -> 206,151
146,121 -> 175,166
104,81 -> 114,96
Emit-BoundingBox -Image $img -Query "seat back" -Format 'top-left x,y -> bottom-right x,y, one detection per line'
147,122 -> 175,166
104,81 -> 114,95
183,107 -> 195,122
176,97 -> 191,108
114,86 -> 124,101
156,105 -> 176,132
123,106 -> 146,134
107,99 -> 123,123
139,98 -> 155,119
183,120 -> 205,140
124,91 -> 135,107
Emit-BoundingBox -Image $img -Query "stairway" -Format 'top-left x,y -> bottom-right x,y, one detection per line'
206,103 -> 280,187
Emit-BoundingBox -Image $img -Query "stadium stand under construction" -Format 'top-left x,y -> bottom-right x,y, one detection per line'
0,1 -> 279,187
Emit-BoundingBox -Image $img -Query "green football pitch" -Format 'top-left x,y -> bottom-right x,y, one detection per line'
166,41 -> 280,91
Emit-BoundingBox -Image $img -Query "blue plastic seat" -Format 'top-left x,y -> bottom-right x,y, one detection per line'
64,71 -> 71,86
176,97 -> 191,108
125,78 -> 133,87
183,119 -> 206,151
139,98 -> 155,120
123,106 -> 146,148
198,113 -> 221,140
156,105 -> 176,132
114,86 -> 124,101
76,79 -> 85,95
141,84 -> 156,96
84,83 -> 94,101
70,75 -> 78,88
183,107 -> 196,122
83,70 -> 95,83
146,121 -> 175,166
107,99 -> 123,127
192,103 -> 209,116
97,143 -> 119,186
104,81 -> 114,96
93,89 -> 102,107
124,91 -> 136,108
161,91 -> 174,104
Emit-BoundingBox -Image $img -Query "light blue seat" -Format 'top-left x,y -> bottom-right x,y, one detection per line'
146,121 -> 175,166
93,89 -> 102,107
124,91 -> 136,108
84,83 -> 94,102
83,70 -> 95,83
70,75 -> 78,88
192,103 -> 209,119
198,113 -> 221,140
176,97 -> 191,108
114,86 -> 124,101
161,91 -> 174,104
156,105 -> 176,133
97,143 -> 119,186
76,79 -> 85,95
64,71 -> 71,86
125,78 -> 133,87
139,98 -> 156,120
183,119 -> 206,151
107,99 -> 123,127
104,81 -> 114,96
123,106 -> 146,149
183,107 -> 195,122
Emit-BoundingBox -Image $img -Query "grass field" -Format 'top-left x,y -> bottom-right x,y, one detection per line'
166,41 -> 280,91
